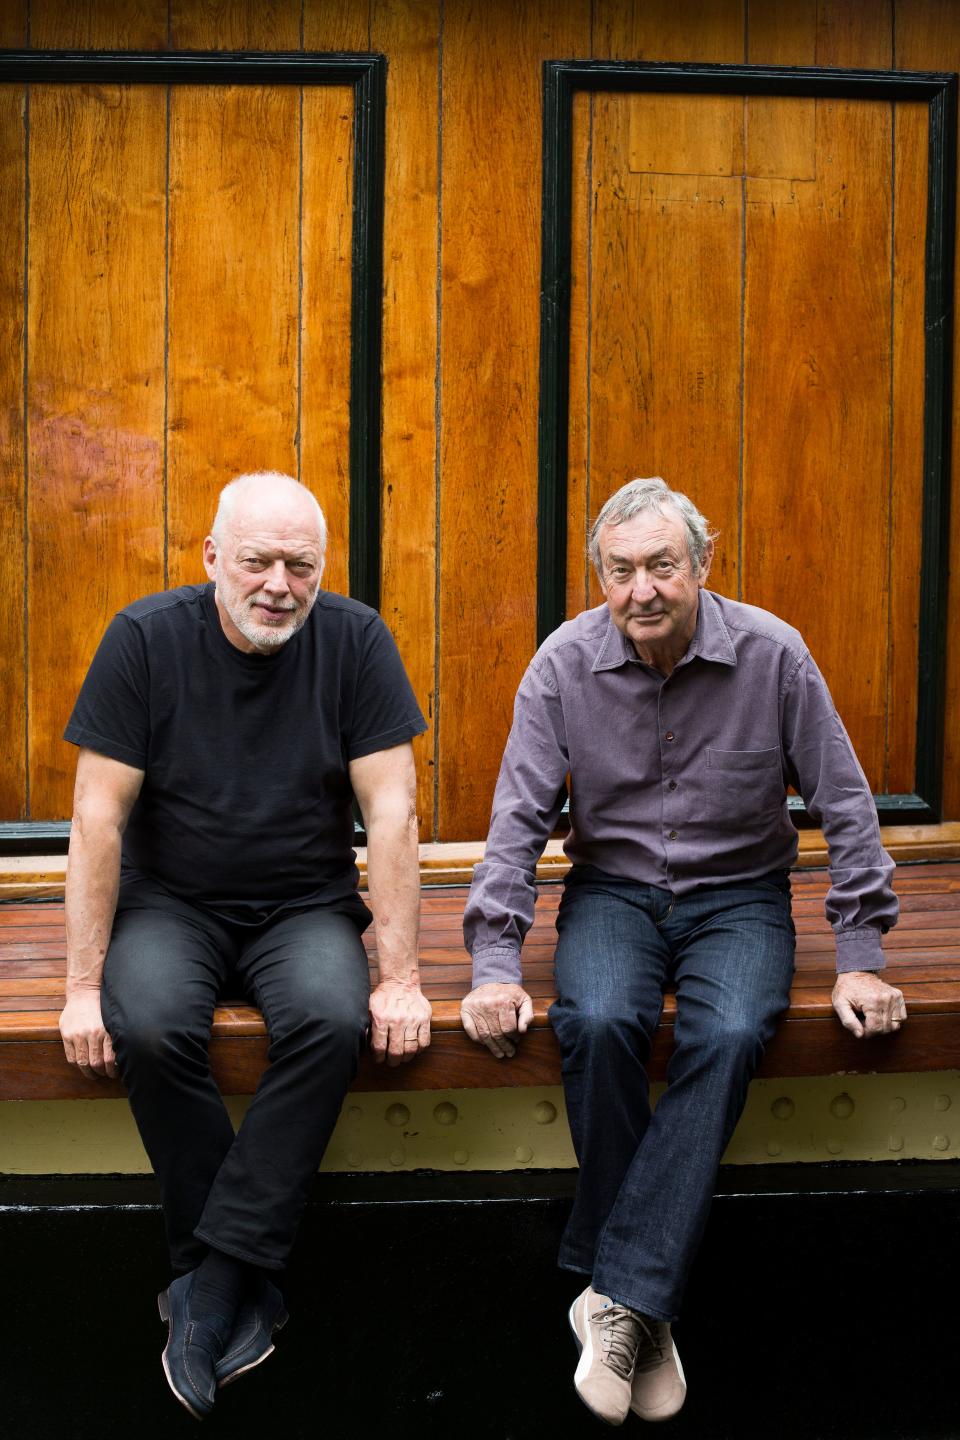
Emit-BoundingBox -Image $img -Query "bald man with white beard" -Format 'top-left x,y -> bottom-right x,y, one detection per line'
58,472 -> 430,1419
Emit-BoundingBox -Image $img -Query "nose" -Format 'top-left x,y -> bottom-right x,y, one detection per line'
261,560 -> 291,595
630,568 -> 657,603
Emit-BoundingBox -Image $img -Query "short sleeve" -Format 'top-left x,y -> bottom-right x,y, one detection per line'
345,616 -> 427,760
63,615 -> 150,769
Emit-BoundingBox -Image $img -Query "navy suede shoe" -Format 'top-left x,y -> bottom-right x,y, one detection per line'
215,1278 -> 289,1388
158,1271 -> 233,1420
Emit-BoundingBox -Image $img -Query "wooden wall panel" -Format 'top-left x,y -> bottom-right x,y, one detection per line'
896,0 -> 960,819
0,86 -> 25,818
302,0 -> 369,49
0,0 -> 27,46
566,90 -> 592,619
373,0 -> 439,839
167,86 -> 300,585
583,0 -> 744,612
438,0 -> 591,840
30,0 -> 167,48
27,86 -> 166,816
300,87 -> 355,599
170,0 -> 300,50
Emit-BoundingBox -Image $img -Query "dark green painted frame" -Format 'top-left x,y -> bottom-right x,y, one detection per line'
538,60 -> 957,826
0,50 -> 386,854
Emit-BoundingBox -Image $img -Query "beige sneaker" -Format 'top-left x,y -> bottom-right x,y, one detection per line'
630,1316 -> 687,1422
568,1286 -> 642,1426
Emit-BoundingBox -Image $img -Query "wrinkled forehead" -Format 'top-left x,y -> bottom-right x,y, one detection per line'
598,506 -> 690,562
226,491 -> 323,550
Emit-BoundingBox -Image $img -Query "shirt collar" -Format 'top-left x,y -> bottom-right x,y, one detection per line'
591,589 -> 737,673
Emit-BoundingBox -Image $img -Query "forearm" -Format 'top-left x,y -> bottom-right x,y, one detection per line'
64,815 -> 123,992
365,807 -> 421,986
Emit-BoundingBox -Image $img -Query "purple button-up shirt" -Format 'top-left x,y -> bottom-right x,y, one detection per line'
464,589 -> 897,984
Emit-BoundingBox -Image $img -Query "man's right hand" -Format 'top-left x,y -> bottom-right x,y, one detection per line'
460,982 -> 534,1059
59,988 -> 117,1079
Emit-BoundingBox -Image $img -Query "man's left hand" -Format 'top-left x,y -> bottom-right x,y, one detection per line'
832,971 -> 907,1039
369,980 -> 432,1066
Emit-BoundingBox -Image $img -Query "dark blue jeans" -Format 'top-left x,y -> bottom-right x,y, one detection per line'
100,879 -> 370,1274
549,866 -> 795,1321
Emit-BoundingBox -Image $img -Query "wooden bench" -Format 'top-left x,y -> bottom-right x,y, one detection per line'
3,861 -> 960,1100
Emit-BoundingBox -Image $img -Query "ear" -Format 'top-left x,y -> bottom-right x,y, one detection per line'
202,535 -> 218,582
697,538 -> 714,588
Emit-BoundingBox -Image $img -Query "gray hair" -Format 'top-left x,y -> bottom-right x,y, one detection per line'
589,477 -> 716,576
211,471 -> 327,559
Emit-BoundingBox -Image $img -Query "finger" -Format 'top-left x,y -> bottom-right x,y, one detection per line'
370,1014 -> 389,1062
385,1022 -> 408,1067
417,1018 -> 431,1050
461,1008 -> 480,1044
103,1033 -> 119,1080
498,1006 -> 519,1037
862,1006 -> 885,1037
835,998 -> 864,1039
88,1032 -> 106,1075
517,996 -> 534,1034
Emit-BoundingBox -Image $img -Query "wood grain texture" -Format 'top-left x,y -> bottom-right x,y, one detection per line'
301,0 -> 369,49
438,0 -> 591,840
373,0 -> 439,839
895,0 -> 960,821
888,100 -> 926,795
170,0 -> 300,50
593,0 -> 744,61
0,0 -> 26,45
0,85 -> 25,819
300,85 -> 354,598
30,0 -> 167,47
742,95 -> 893,791
27,85 -> 166,817
167,85 -> 300,586
566,91 -> 593,619
815,0 -> 892,68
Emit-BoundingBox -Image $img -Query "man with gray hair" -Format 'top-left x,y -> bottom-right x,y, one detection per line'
59,471 -> 430,1418
460,477 -> 904,1426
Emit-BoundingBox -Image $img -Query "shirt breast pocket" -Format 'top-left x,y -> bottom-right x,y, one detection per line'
700,747 -> 785,829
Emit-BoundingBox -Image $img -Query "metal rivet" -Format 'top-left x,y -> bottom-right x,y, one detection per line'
771,1097 -> 795,1121
888,1135 -> 904,1152
347,1106 -> 363,1122
433,1102 -> 458,1126
514,1146 -> 533,1163
533,1101 -> 557,1125
386,1103 -> 410,1128
934,1094 -> 952,1112
453,1149 -> 469,1165
346,1150 -> 362,1169
889,1097 -> 906,1114
766,1141 -> 782,1157
389,1148 -> 405,1166
826,1139 -> 843,1155
830,1093 -> 855,1120
933,1134 -> 950,1152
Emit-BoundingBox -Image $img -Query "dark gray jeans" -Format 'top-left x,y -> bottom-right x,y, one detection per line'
550,866 -> 795,1321
101,879 -> 370,1273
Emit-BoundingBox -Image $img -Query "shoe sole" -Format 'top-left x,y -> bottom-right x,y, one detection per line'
158,1289 -> 206,1422
629,1335 -> 688,1422
568,1297 -> 621,1429
217,1310 -> 289,1388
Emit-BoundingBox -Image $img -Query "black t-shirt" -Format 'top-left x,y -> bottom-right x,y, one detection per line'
64,583 -> 426,925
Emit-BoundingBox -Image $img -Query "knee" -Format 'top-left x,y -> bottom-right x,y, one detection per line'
109,1004 -> 203,1076
698,1014 -> 767,1071
552,999 -> 647,1057
271,987 -> 367,1061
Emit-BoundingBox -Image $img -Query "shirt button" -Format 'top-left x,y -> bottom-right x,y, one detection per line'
668,830 -> 678,840
665,731 -> 675,742
667,780 -> 677,791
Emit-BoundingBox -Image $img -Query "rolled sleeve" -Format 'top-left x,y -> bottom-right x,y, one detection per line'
463,659 -> 569,987
781,655 -> 898,972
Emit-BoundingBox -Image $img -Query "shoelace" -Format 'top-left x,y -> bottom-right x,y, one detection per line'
633,1317 -> 668,1375
591,1304 -> 643,1380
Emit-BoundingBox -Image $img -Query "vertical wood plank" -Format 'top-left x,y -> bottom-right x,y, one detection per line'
299,6 -> 368,599
888,100 -> 926,795
586,1 -> 744,609
895,0 -> 960,818
30,0 -> 168,48
28,86 -> 166,816
0,85 -> 26,818
0,1 -> 27,45
167,85 -> 300,585
300,86 -> 355,599
372,0 -> 439,839
170,0 -> 300,49
301,0 -> 370,49
439,0 -> 591,840
566,90 -> 592,620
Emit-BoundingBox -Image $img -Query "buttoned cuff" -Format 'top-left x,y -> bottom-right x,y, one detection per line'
834,927 -> 885,974
471,945 -> 524,988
